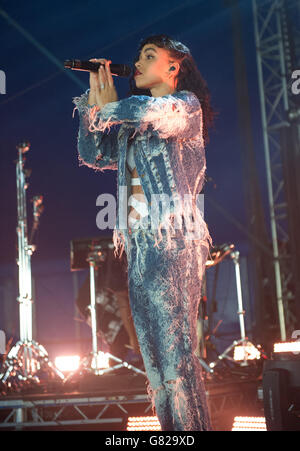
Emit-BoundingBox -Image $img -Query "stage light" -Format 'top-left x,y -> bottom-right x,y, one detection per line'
233,343 -> 261,361
273,342 -> 300,354
232,416 -> 266,431
126,416 -> 161,431
54,355 -> 80,373
91,351 -> 110,370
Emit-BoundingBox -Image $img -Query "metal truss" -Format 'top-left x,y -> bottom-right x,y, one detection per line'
0,394 -> 152,430
0,378 -> 260,430
252,0 -> 300,340
207,378 -> 260,420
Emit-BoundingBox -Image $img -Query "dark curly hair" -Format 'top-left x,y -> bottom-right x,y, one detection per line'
126,34 -> 217,147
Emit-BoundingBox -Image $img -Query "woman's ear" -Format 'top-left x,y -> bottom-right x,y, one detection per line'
168,62 -> 180,77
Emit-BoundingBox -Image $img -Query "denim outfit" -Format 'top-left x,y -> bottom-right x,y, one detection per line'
73,89 -> 212,431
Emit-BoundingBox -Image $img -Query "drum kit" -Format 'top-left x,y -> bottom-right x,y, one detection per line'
0,141 -> 259,395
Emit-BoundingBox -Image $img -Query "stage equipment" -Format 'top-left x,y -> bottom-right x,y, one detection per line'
233,343 -> 261,361
55,355 -> 81,373
205,243 -> 234,267
208,244 -> 260,371
0,330 -> 5,354
196,243 -> 235,373
72,237 -> 128,350
252,0 -> 300,339
273,342 -> 300,354
231,416 -> 266,431
263,345 -> 300,431
67,237 -> 146,382
126,416 -> 161,431
0,142 -> 64,393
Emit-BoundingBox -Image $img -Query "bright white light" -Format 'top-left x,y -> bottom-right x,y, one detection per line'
273,342 -> 300,353
127,416 -> 161,431
55,355 -> 80,373
233,343 -> 261,361
232,416 -> 266,431
91,351 -> 110,370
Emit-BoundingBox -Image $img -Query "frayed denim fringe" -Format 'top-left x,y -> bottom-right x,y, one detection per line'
123,228 -> 212,431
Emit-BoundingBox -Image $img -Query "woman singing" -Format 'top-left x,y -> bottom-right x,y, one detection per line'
73,34 -> 215,431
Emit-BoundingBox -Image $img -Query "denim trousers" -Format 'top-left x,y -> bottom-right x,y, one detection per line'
122,227 -> 212,431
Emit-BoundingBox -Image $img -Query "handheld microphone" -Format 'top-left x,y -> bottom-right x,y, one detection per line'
64,59 -> 132,77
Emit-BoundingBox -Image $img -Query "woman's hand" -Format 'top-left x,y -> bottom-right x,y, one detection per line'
88,58 -> 118,109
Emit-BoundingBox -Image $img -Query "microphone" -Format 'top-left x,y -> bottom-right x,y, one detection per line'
64,59 -> 132,77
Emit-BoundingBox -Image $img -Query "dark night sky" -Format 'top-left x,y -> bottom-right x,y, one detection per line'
0,0 -> 270,353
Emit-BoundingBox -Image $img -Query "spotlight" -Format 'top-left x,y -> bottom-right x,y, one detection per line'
232,416 -> 266,431
126,416 -> 161,431
91,352 -> 109,371
54,355 -> 80,373
273,342 -> 300,355
233,342 -> 261,361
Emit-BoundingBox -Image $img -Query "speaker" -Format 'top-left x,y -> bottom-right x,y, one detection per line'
263,361 -> 300,431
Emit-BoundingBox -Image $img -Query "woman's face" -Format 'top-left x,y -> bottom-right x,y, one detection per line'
134,43 -> 179,97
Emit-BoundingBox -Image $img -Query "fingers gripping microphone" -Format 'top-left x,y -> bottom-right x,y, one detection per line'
64,59 -> 132,77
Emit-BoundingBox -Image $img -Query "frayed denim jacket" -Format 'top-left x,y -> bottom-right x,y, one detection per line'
72,89 -> 211,257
